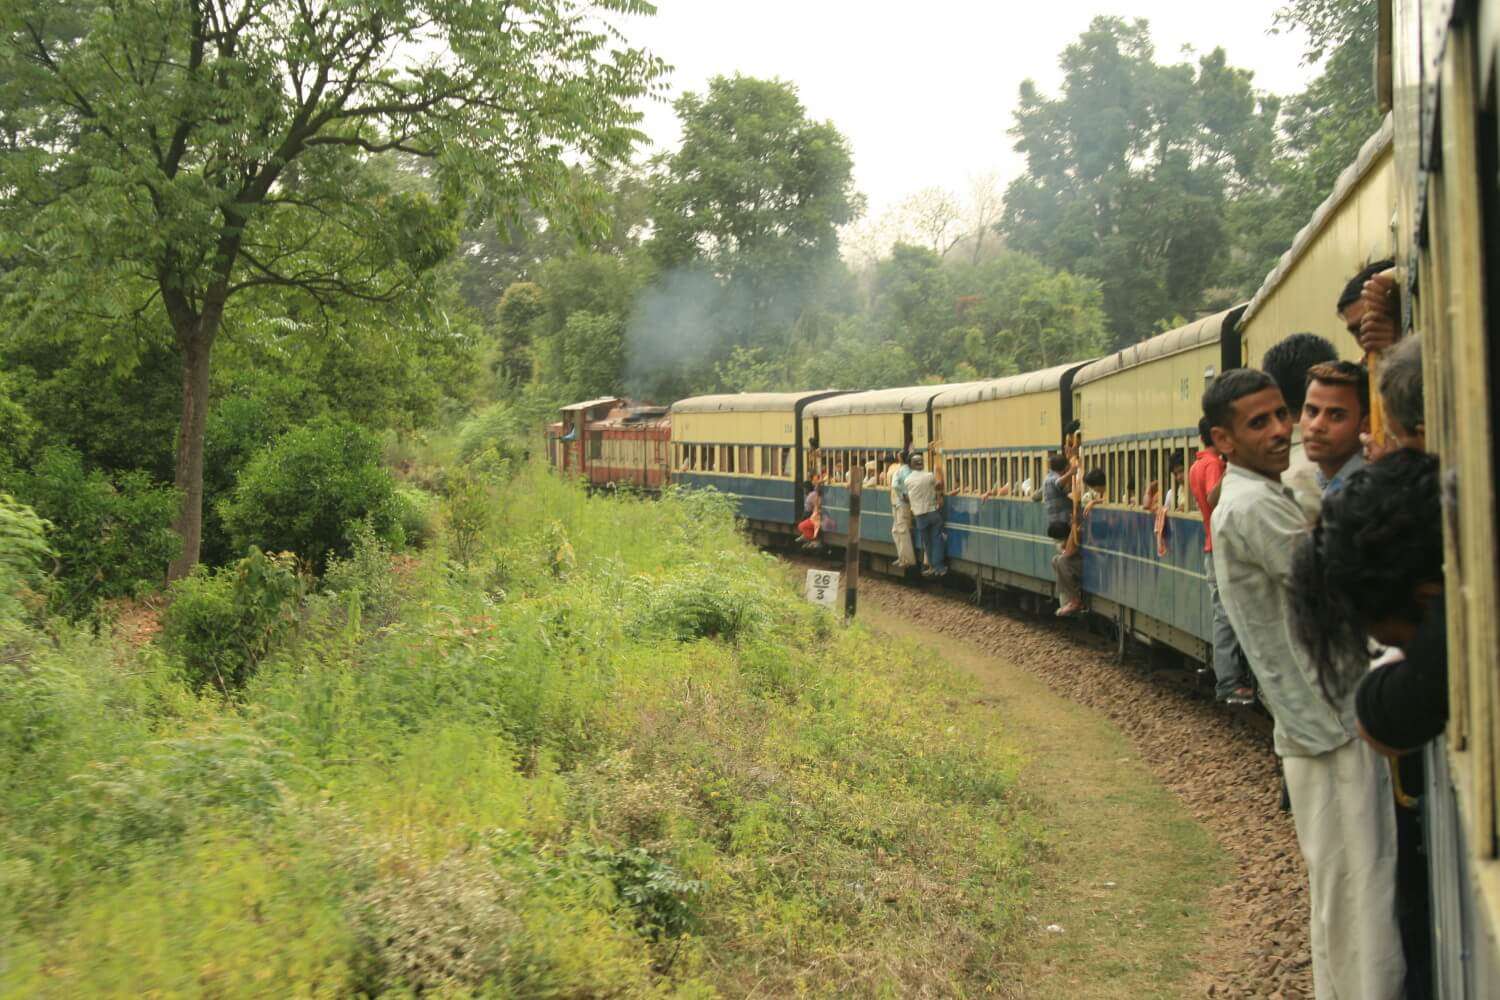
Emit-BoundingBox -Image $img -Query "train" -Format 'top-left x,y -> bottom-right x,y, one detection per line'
545,0 -> 1500,991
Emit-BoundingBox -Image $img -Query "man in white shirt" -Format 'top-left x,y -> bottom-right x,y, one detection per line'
1205,367 -> 1404,1000
888,453 -> 916,569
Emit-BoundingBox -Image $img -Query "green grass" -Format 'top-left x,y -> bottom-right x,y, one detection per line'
0,462 -> 1039,997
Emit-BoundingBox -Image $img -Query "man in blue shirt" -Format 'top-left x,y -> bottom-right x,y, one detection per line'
1301,359 -> 1368,498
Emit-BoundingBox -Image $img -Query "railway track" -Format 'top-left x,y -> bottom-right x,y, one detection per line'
781,551 -> 1312,999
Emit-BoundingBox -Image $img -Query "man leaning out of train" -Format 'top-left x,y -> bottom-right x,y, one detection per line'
1338,259 -> 1400,355
1204,367 -> 1406,1000
888,452 -> 917,570
905,454 -> 946,578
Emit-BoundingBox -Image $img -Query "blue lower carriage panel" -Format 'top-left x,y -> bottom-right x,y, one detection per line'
672,473 -> 797,525
1081,509 -> 1212,643
942,496 -> 1060,581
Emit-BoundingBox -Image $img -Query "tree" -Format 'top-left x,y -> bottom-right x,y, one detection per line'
0,0 -> 664,576
999,18 -> 1277,343
648,75 -> 860,353
494,282 -> 547,387
895,187 -> 964,258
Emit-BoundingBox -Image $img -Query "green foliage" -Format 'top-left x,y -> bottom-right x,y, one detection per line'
457,400 -> 534,467
493,280 -> 547,386
0,493 -> 52,632
161,549 -> 304,692
0,0 -> 666,571
6,447 -> 180,613
580,845 -> 705,942
443,465 -> 493,568
1000,18 -> 1279,342
219,419 -> 402,571
1,461 -> 1035,994
322,521 -> 401,625
391,486 -> 439,550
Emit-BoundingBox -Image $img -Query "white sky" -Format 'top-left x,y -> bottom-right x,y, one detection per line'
624,2 -> 1317,221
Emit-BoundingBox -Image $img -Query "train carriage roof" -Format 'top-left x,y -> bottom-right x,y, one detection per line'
1240,116 -> 1394,330
802,383 -> 977,418
1072,307 -> 1242,389
931,362 -> 1091,408
670,391 -> 842,414
561,396 -> 626,412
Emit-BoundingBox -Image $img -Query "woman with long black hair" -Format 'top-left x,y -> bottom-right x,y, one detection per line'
1290,447 -> 1447,1000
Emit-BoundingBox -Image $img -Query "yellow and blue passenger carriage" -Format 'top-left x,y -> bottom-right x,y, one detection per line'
1071,307 -> 1245,659
800,383 -> 969,552
932,364 -> 1088,592
668,391 -> 843,531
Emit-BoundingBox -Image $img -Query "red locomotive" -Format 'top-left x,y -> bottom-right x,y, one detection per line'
546,398 -> 670,492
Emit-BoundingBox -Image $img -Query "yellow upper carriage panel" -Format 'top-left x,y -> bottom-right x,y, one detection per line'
931,362 -> 1092,498
1239,118 -> 1396,368
801,383 -> 974,484
1072,307 -> 1244,510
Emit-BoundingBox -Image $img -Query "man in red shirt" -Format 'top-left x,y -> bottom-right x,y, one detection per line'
1189,416 -> 1255,705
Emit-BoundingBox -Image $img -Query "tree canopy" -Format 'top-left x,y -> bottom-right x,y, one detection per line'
0,0 -> 665,573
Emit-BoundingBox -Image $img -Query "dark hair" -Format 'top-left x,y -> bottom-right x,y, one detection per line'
1168,452 -> 1185,472
1049,453 -> 1069,473
1198,416 -> 1214,448
1083,468 -> 1106,488
1290,449 -> 1444,704
1337,258 -> 1396,314
1306,359 -> 1370,416
1380,335 -> 1424,434
1261,333 -> 1338,416
1202,368 -> 1278,433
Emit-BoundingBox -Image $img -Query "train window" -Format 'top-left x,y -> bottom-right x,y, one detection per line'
589,432 -> 602,460
979,456 -> 991,493
761,446 -> 771,477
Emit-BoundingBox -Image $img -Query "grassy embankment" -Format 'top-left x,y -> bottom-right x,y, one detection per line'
0,463 -> 1039,997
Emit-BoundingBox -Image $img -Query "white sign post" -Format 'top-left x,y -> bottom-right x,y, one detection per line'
804,568 -> 840,609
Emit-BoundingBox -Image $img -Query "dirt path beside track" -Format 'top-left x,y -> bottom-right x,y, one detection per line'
844,570 -> 1312,999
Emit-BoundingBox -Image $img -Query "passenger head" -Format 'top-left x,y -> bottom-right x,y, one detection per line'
1261,333 -> 1338,421
1302,360 -> 1370,471
1202,368 -> 1293,479
1198,416 -> 1216,451
1290,449 -> 1443,702
1049,453 -> 1069,474
1083,468 -> 1106,490
1380,335 -> 1426,452
1168,451 -> 1186,482
910,453 -> 924,470
1337,258 -> 1397,338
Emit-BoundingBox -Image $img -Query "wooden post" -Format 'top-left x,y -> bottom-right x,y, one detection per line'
843,469 -> 862,620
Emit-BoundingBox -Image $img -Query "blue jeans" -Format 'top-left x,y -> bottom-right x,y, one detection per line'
915,511 -> 945,572
1204,550 -> 1249,697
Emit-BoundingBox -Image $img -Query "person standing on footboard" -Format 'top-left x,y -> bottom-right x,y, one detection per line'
1203,368 -> 1405,1000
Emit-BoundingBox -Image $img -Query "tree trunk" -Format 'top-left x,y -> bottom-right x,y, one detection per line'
167,325 -> 215,580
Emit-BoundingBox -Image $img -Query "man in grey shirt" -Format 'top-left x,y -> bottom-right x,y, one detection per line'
1205,368 -> 1403,1000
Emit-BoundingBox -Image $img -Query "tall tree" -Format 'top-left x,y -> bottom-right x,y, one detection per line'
0,0 -> 664,575
648,75 -> 860,354
999,18 -> 1276,344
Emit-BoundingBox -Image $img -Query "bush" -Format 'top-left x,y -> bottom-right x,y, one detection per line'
391,485 -> 438,549
218,418 -> 401,571
455,401 -> 529,467
200,376 -> 315,565
442,466 -> 491,567
6,446 -> 180,614
161,549 -> 304,692
0,494 -> 52,636
322,521 -> 400,625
